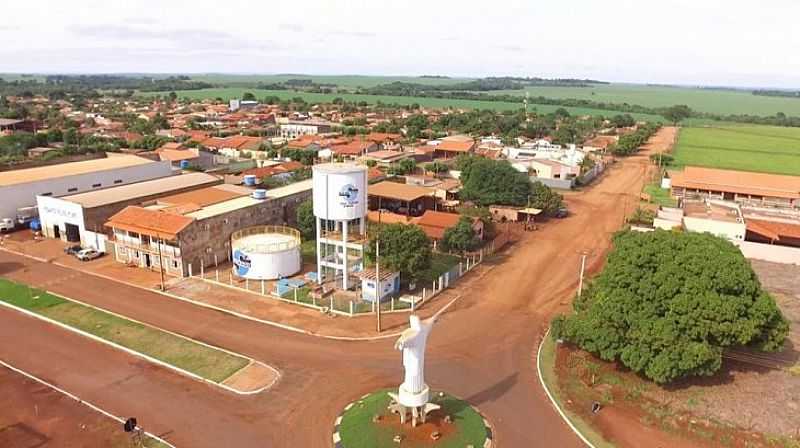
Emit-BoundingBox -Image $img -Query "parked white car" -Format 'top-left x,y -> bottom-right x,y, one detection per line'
75,248 -> 103,261
0,218 -> 14,233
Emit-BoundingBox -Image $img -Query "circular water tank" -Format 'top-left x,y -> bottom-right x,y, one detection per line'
231,226 -> 302,280
179,160 -> 190,169
312,163 -> 368,221
251,189 -> 267,200
243,174 -> 257,186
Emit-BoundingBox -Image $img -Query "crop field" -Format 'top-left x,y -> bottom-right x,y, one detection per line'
672,125 -> 800,175
151,87 -> 663,121
490,84 -> 800,117
188,74 -> 475,88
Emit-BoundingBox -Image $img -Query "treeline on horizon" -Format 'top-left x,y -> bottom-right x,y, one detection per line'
753,89 -> 800,99
3,74 -> 800,127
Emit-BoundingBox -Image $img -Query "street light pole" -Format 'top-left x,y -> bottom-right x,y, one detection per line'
157,235 -> 166,291
376,239 -> 382,333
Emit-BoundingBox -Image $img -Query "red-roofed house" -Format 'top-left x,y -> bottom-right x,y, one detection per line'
433,140 -> 475,159
411,210 -> 484,242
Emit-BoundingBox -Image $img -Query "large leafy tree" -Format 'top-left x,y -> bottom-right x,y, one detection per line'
528,181 -> 563,215
459,156 -> 531,206
552,230 -> 788,384
367,224 -> 431,281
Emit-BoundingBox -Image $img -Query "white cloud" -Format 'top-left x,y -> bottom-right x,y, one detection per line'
0,0 -> 798,87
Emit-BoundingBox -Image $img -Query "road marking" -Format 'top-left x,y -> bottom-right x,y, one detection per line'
0,296 -> 278,396
0,359 -> 178,448
536,329 -> 596,448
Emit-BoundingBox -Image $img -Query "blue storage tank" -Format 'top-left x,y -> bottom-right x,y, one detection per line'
29,219 -> 41,231
179,160 -> 190,169
243,174 -> 257,186
251,189 -> 267,200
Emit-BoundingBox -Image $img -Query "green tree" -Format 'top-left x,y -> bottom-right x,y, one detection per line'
424,161 -> 448,174
296,200 -> 315,240
242,92 -> 256,101
528,181 -> 563,215
661,105 -> 692,124
459,157 -> 531,206
441,216 -> 479,253
551,230 -> 788,384
366,224 -> 431,281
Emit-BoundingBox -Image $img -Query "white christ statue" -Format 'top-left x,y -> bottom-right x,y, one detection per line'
389,313 -> 441,426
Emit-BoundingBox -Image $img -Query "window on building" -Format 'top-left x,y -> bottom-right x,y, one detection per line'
92,183 -> 101,188
67,187 -> 78,193
129,232 -> 140,239
172,260 -> 179,269
41,192 -> 53,196
114,179 -> 123,184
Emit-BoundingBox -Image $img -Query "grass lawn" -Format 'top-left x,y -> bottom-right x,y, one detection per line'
539,336 -> 615,448
417,253 -> 462,285
0,279 -> 248,383
338,389 -> 487,448
643,182 -> 677,207
673,125 -> 800,175
141,88 -> 662,121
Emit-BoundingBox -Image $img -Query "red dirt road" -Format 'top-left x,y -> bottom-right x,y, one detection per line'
0,128 -> 674,447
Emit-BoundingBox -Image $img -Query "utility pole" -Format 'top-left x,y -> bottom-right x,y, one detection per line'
578,253 -> 587,297
375,239 -> 382,333
157,235 -> 166,291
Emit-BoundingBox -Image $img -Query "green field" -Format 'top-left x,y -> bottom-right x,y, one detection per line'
189,74 -> 474,88
491,84 -> 800,116
673,125 -> 800,175
0,279 -> 249,382
148,88 -> 663,121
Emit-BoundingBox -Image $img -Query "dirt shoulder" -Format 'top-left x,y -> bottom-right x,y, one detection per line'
0,365 -> 167,448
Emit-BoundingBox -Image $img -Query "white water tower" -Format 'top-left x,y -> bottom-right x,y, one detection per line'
312,163 -> 368,290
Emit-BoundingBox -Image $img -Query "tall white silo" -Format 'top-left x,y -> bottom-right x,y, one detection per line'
312,163 -> 368,290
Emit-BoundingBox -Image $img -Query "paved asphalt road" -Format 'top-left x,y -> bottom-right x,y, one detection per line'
0,142 -> 655,447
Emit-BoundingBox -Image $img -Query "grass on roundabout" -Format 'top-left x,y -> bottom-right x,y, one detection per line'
338,388 -> 487,448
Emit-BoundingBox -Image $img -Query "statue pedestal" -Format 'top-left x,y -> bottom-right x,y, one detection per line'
388,389 -> 441,427
398,384 -> 429,408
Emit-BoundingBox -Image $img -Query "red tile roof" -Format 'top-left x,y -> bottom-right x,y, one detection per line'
105,206 -> 193,239
435,140 -> 475,153
747,219 -> 800,241
411,211 -> 462,240
671,167 -> 800,200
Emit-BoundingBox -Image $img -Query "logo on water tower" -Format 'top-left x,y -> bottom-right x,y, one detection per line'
338,184 -> 359,208
233,249 -> 252,276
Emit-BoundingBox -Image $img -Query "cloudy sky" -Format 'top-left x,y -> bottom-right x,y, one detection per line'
1,0 -> 799,87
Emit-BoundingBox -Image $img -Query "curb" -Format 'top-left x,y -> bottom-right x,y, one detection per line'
0,359 -> 177,448
0,294 -> 278,396
536,329 -> 596,448
0,246 -> 468,342
331,390 -> 493,448
0,246 -> 407,342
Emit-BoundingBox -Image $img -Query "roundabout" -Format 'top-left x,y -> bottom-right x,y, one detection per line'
334,389 -> 492,448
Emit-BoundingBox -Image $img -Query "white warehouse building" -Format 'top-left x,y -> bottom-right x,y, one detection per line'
0,154 -> 174,225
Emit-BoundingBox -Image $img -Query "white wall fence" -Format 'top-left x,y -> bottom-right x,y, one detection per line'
185,248 -> 488,318
732,240 -> 800,265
